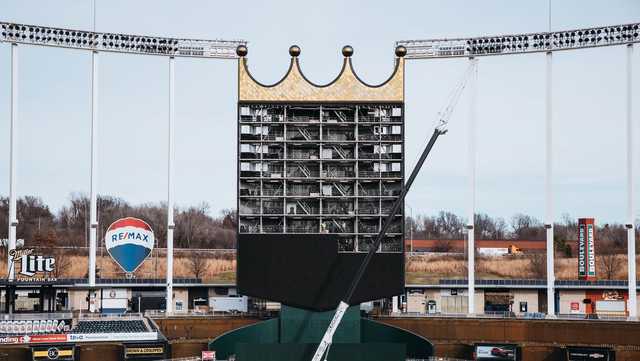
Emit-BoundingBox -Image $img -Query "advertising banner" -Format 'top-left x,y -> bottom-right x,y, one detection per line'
67,332 -> 158,343
32,345 -> 75,361
28,334 -> 69,344
0,332 -> 158,345
202,351 -> 216,361
8,248 -> 58,283
124,344 -> 166,360
566,346 -> 613,360
578,218 -> 596,280
0,336 -> 22,345
105,217 -> 155,274
475,344 -> 517,361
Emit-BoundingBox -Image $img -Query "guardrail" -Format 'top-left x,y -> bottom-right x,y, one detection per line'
144,310 -> 264,318
78,311 -> 144,320
0,312 -> 72,321
380,312 -> 638,322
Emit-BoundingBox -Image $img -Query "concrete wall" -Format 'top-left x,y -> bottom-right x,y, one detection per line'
512,290 -> 539,314
173,288 -> 189,313
475,289 -> 485,313
152,316 -> 260,340
406,289 -> 485,314
68,289 -> 94,311
379,317 -> 640,361
559,290 -> 587,314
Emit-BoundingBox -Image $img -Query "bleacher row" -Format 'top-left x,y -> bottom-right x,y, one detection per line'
71,319 -> 149,334
0,319 -> 149,336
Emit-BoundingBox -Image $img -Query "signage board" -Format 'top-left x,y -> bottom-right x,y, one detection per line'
202,351 -> 216,361
566,346 -> 613,360
8,248 -> 57,282
0,332 -> 158,345
67,332 -> 158,343
570,302 -> 580,313
578,218 -> 596,280
105,217 -> 155,273
124,344 -> 165,360
475,344 -> 517,361
125,347 -> 164,355
32,345 -> 75,361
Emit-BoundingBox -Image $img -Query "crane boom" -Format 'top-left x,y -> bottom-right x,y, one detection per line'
311,60 -> 477,361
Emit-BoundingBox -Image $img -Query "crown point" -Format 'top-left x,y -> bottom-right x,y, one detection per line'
289,45 -> 301,57
395,45 -> 407,58
342,45 -> 354,57
236,45 -> 248,57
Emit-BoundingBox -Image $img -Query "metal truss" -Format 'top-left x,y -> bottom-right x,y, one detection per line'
0,21 -> 246,59
397,23 -> 640,59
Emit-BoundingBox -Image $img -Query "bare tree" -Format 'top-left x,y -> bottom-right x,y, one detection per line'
528,254 -> 547,278
433,239 -> 454,253
510,214 -> 545,240
475,213 -> 508,240
51,249 -> 73,278
598,226 -> 625,280
188,252 -> 207,279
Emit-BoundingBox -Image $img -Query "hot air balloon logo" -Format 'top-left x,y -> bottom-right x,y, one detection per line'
105,217 -> 155,274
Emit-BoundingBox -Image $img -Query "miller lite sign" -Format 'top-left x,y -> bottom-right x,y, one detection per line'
9,248 -> 56,279
578,218 -> 596,280
105,217 -> 155,274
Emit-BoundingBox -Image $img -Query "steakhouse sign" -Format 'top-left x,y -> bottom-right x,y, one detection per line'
578,218 -> 596,280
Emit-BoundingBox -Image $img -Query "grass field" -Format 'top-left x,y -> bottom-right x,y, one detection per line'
405,253 -> 640,284
2,249 -> 637,285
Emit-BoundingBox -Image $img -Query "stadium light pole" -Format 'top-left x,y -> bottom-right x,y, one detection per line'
467,57 -> 478,315
626,44 -> 637,320
545,0 -> 556,318
88,0 -> 98,292
8,43 -> 18,282
166,55 -> 176,314
88,49 -> 98,290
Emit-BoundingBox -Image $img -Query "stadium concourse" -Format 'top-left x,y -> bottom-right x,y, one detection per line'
0,312 -> 169,360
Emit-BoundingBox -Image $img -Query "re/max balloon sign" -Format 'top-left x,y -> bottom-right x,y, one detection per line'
105,217 -> 155,274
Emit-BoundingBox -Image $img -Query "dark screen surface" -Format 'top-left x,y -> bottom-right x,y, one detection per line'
237,233 -> 404,311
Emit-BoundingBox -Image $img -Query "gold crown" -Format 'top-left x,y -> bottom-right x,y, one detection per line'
237,45 -> 406,103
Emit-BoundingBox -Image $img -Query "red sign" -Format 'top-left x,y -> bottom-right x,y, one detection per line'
27,334 -> 68,343
202,351 -> 216,361
0,336 -> 21,345
570,302 -> 580,311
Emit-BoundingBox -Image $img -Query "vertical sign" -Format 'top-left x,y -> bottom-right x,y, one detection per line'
578,218 -> 596,280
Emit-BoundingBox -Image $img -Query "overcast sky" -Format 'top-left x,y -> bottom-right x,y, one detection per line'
0,0 -> 639,224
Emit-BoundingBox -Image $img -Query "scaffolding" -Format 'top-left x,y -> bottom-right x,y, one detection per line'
238,104 -> 404,252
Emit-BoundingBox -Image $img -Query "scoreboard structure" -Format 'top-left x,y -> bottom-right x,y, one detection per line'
236,45 -> 406,311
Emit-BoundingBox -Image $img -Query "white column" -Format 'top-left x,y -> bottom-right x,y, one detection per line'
467,57 -> 478,315
545,51 -> 556,317
88,50 -> 99,288
392,296 -> 399,314
166,56 -> 175,314
626,44 -> 637,320
8,43 -> 18,281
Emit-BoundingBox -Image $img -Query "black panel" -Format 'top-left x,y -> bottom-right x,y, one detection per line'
236,343 -> 405,361
237,234 -> 404,311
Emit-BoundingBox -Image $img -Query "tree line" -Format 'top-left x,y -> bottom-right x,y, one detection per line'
0,194 -> 236,249
1,195 -> 638,254
405,211 -> 639,256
